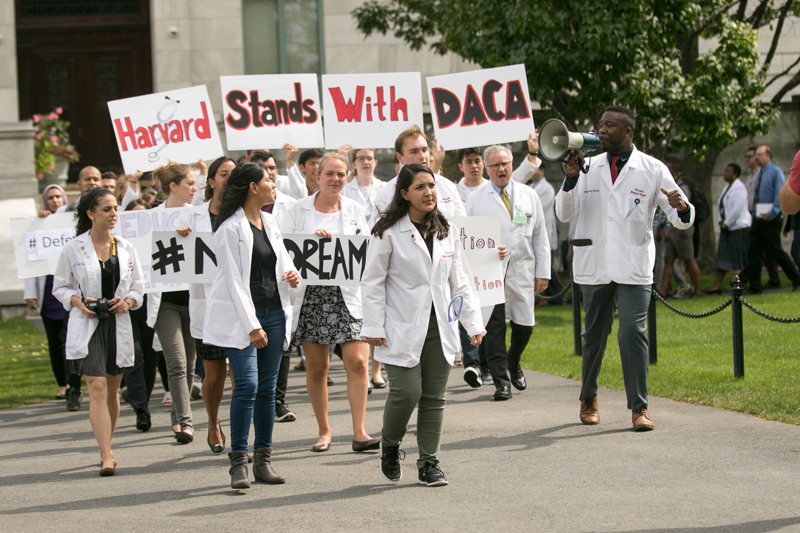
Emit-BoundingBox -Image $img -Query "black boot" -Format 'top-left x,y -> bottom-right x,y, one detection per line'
228,450 -> 250,489
253,447 -> 285,484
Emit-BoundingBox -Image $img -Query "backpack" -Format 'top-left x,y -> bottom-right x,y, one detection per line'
686,183 -> 710,223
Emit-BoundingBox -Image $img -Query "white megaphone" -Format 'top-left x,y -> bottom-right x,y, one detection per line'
538,119 -> 601,164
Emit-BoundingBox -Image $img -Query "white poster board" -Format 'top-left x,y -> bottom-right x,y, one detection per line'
150,231 -> 218,284
220,74 -> 324,150
11,207 -> 70,279
321,72 -> 424,149
108,85 -> 224,175
283,234 -> 369,286
450,216 -> 505,307
426,64 -> 535,151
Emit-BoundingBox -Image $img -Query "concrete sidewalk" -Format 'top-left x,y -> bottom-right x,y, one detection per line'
1,360 -> 799,532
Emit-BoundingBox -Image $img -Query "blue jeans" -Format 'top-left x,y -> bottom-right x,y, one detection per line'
225,307 -> 286,451
460,323 -> 487,372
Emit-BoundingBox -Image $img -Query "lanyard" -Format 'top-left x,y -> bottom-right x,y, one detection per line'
447,295 -> 463,323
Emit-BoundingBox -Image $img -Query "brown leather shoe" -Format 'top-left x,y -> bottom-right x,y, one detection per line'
632,408 -> 655,431
580,396 -> 599,425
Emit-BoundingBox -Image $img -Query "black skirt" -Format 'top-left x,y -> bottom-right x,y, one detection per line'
68,317 -> 124,377
714,227 -> 749,271
195,338 -> 226,360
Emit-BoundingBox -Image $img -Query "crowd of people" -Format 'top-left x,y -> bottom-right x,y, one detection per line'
21,104 -> 799,488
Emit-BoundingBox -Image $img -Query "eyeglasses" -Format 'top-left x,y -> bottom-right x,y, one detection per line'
355,156 -> 374,163
263,165 -> 277,172
486,161 -> 512,170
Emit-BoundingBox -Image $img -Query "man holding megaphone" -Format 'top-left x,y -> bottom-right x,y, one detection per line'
554,105 -> 693,432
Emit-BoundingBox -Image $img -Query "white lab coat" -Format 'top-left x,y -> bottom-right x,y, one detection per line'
23,276 -> 47,312
465,180 -> 551,326
360,216 -> 485,367
203,208 -> 298,350
52,232 -> 144,366
456,177 -> 488,202
532,178 -> 558,251
510,155 -> 540,184
276,166 -> 310,200
370,173 -> 465,226
719,179 -> 752,231
176,202 -> 214,340
276,192 -> 369,333
341,177 -> 386,221
555,146 -> 694,286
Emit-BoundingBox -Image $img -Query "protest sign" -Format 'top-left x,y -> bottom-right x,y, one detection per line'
108,85 -> 224,175
220,74 -> 324,150
450,217 -> 505,308
114,208 -> 190,293
283,234 -> 369,286
150,231 -> 218,284
321,72 -> 424,149
426,65 -> 535,151
11,211 -> 74,279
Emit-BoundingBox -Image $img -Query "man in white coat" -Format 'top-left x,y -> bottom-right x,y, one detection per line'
555,105 -> 694,431
465,145 -> 550,401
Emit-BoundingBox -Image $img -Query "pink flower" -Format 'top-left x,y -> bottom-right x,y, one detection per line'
55,107 -> 63,114
32,114 -> 39,122
35,133 -> 41,140
49,113 -> 57,120
36,173 -> 43,180
50,135 -> 58,143
49,164 -> 55,170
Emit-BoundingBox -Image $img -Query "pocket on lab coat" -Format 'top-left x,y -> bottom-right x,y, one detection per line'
384,317 -> 415,355
572,244 -> 595,277
626,196 -> 646,223
630,244 -> 654,279
205,300 -> 241,344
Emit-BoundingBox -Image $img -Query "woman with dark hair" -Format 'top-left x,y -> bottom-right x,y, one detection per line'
175,156 -> 236,453
52,187 -> 145,475
362,163 -> 485,486
204,162 -> 300,489
277,152 -> 377,454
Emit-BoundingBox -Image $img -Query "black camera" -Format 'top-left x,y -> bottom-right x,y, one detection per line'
84,298 -> 112,321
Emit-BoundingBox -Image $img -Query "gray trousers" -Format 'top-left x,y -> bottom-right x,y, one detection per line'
579,283 -> 650,412
154,301 -> 196,430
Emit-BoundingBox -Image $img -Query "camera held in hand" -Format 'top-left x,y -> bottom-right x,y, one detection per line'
84,298 -> 112,320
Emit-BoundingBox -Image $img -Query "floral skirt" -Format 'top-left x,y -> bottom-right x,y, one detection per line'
291,286 -> 363,346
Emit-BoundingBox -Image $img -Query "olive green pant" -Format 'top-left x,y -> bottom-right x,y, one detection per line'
381,313 -> 451,469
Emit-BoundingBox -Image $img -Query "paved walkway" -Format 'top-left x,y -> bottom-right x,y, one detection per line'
1,359 -> 799,532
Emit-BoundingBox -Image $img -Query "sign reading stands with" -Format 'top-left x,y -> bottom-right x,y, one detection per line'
321,72 -> 424,149
220,74 -> 324,150
108,85 -> 224,175
426,64 -> 535,151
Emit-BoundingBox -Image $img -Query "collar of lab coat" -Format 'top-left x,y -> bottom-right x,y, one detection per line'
397,214 -> 442,277
296,191 -> 361,235
478,178 -> 527,216
596,145 -> 642,191
74,231 -> 132,298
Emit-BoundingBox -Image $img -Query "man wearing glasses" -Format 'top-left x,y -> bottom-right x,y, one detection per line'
465,145 -> 550,401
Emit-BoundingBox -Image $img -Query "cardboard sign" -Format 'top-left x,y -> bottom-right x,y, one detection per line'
283,234 -> 369,286
321,72 -> 424,149
114,208 -> 190,293
150,231 -> 218,284
108,85 -> 224,174
426,64 -> 535,151
220,74 -> 324,150
11,211 -> 74,279
450,217 -> 505,307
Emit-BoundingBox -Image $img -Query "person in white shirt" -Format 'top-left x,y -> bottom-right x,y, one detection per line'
283,145 -> 325,199
456,147 -> 488,202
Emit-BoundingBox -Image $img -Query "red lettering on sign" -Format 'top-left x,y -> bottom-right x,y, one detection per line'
114,101 -> 212,152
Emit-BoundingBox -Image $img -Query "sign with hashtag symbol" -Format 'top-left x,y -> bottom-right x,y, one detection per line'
150,231 -> 218,284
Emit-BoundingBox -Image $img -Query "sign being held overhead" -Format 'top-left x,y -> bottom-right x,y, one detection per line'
220,74 -> 324,150
426,64 -> 535,151
321,73 -> 424,149
108,85 -> 224,175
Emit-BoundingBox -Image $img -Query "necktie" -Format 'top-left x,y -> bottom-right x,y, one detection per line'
501,188 -> 512,219
753,169 -> 762,207
610,155 -> 620,185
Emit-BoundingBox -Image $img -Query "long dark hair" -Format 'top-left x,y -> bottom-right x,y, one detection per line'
213,162 -> 266,232
75,188 -> 115,235
205,156 -> 236,202
372,163 -> 449,240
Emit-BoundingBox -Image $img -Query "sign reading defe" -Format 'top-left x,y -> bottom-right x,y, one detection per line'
426,64 -> 535,151
220,74 -> 324,150
321,72 -> 424,149
108,85 -> 224,174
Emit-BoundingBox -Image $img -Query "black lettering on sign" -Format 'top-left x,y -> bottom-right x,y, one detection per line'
317,238 -> 331,280
348,239 -> 368,281
301,239 -> 319,277
431,88 -> 461,129
195,237 -> 217,275
331,238 -> 349,280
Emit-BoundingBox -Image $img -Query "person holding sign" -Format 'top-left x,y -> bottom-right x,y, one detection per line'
175,156 -> 236,453
362,163 -> 485,486
465,145 -> 551,401
277,152 -> 378,453
204,162 -> 300,489
52,188 -> 145,476
147,162 -> 198,443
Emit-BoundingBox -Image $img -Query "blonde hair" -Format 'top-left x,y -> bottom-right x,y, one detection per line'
153,162 -> 193,197
315,152 -> 349,177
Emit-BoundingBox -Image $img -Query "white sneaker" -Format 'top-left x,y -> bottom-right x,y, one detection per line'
463,366 -> 482,388
161,391 -> 172,406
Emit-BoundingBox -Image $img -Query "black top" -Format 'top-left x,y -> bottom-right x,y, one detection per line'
162,290 -> 189,306
209,212 -> 218,228
411,221 -> 434,259
99,258 -> 120,300
249,222 -> 281,309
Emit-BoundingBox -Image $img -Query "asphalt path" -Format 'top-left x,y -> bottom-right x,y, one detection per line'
1,358 -> 799,532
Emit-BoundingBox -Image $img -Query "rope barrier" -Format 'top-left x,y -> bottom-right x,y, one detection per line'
651,290 -> 732,318
737,296 -> 800,323
534,283 -> 571,301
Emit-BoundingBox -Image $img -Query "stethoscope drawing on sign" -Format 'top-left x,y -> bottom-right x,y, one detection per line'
447,295 -> 463,323
148,96 -> 180,163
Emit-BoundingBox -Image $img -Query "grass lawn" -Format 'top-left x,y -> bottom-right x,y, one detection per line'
523,274 -> 800,425
0,317 -> 60,410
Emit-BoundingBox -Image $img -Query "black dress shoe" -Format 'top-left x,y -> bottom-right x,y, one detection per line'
510,369 -> 527,391
135,412 -> 152,432
371,380 -> 387,389
176,431 -> 194,444
493,385 -> 512,401
352,438 -> 380,452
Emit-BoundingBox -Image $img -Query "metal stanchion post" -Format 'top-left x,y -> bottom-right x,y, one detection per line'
731,275 -> 744,378
572,278 -> 582,355
647,288 -> 657,365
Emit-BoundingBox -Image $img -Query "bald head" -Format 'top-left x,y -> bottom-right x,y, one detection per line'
77,166 -> 101,194
755,145 -> 772,168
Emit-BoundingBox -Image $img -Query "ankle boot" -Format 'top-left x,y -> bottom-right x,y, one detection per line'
228,450 -> 251,489
253,446 -> 285,484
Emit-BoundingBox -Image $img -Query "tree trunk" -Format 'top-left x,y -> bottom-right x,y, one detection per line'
682,149 -> 722,271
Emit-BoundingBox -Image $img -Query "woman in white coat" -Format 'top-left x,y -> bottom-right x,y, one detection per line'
204,162 -> 300,489
175,156 -> 236,453
277,152 -> 378,453
53,188 -> 144,476
704,163 -> 752,294
362,163 -> 485,486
